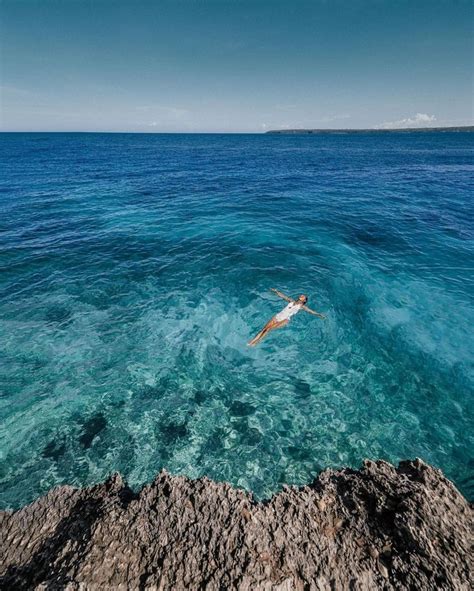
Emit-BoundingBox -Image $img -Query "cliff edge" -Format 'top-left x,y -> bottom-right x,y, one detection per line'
1,459 -> 472,590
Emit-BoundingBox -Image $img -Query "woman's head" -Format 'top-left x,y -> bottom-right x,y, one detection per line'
297,294 -> 308,304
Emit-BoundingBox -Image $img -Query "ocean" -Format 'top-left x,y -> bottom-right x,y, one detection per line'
1,132 -> 473,509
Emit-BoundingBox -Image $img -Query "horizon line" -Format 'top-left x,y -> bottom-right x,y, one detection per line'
1,125 -> 473,135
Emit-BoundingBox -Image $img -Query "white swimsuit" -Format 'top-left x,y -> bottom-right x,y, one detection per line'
275,301 -> 302,322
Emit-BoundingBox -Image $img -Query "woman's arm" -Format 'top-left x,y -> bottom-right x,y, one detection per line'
270,288 -> 293,303
301,305 -> 326,319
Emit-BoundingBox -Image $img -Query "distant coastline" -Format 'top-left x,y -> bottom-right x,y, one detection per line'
1,126 -> 473,134
266,126 -> 474,134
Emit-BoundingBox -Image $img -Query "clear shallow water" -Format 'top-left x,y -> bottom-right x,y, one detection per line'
0,132 -> 473,509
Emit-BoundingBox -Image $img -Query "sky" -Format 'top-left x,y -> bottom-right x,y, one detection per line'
1,0 -> 473,132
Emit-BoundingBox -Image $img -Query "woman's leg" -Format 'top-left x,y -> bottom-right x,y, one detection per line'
248,323 -> 272,346
248,319 -> 287,346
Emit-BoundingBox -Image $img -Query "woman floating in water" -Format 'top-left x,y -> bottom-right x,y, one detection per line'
248,288 -> 326,346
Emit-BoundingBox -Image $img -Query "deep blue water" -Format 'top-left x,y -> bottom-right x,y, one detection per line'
1,132 -> 473,508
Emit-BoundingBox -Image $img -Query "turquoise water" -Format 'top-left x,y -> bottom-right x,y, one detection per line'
0,132 -> 473,508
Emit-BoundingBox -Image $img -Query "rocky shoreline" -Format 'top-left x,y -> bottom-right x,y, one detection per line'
1,459 -> 472,590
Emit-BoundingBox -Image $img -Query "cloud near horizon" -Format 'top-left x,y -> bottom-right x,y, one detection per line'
378,113 -> 437,130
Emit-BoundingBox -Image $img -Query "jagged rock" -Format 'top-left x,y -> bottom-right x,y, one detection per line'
1,459 -> 472,590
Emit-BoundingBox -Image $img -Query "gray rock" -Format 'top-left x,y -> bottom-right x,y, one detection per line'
1,459 -> 472,590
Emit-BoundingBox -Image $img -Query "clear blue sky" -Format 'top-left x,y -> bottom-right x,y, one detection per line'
1,0 -> 473,132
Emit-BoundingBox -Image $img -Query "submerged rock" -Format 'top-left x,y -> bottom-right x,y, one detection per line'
1,459 -> 472,590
